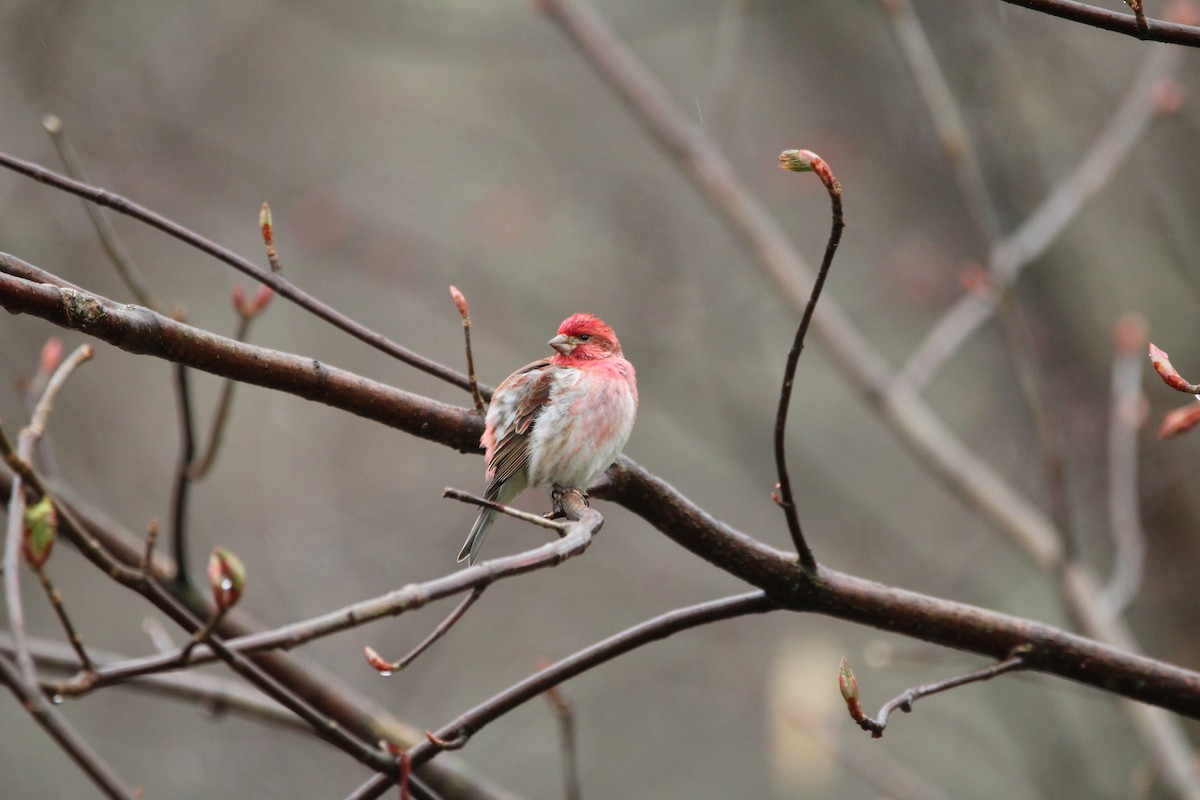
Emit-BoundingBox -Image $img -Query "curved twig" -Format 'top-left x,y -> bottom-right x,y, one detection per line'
773,150 -> 845,570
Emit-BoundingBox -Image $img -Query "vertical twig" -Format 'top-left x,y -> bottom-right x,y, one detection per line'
449,286 -> 485,412
169,362 -> 196,591
773,150 -> 844,571
880,0 -> 1001,243
2,345 -> 94,685
1103,314 -> 1148,613
540,661 -> 582,800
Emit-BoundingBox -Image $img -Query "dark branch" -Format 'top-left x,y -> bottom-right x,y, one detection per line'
999,0 -> 1200,46
773,150 -> 845,571
0,150 -> 473,391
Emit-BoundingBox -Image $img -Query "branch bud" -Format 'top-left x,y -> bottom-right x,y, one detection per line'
363,645 -> 396,676
1149,343 -> 1200,394
1159,402 -> 1200,439
838,656 -> 866,723
207,547 -> 246,611
39,337 -> 64,377
259,202 -> 274,247
22,496 -> 58,569
449,285 -> 470,320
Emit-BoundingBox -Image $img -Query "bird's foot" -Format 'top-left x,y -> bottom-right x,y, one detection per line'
547,484 -> 589,523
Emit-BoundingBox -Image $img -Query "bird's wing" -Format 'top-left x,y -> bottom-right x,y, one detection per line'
484,359 -> 558,498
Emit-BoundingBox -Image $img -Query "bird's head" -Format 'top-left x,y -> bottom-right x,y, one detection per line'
548,313 -> 622,362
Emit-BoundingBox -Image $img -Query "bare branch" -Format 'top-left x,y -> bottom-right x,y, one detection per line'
449,286 -> 486,413
0,653 -> 138,799
347,591 -> 777,799
999,0 -> 1200,46
1104,315 -> 1148,613
901,44 -> 1179,388
365,587 -> 485,675
773,149 -> 845,570
0,150 -> 473,391
840,650 -> 1030,738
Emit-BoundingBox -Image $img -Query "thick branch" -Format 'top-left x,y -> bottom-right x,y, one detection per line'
0,256 -> 480,454
4,257 -> 1200,720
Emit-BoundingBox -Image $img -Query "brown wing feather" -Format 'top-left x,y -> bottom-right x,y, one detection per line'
483,361 -> 558,498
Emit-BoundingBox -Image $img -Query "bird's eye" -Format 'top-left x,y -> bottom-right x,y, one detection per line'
578,334 -> 591,341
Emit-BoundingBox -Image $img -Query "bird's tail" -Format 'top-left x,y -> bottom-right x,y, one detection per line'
458,508 -> 497,565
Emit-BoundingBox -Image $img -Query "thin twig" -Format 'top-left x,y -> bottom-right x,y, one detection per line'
140,519 -> 160,577
882,0 -> 1001,243
0,471 -> 493,800
0,150 -> 474,390
179,607 -> 230,663
443,487 -> 568,531
51,494 -> 600,693
449,287 -> 485,413
34,566 -> 94,672
1103,314 -> 1148,613
1,632 -> 306,732
169,362 -> 195,590
365,587 -> 485,674
843,650 -> 1030,738
347,591 -> 778,800
0,652 -> 138,799
3,344 -> 94,686
773,150 -> 844,571
539,662 -> 581,800
900,44 -> 1180,389
998,0 -> 1200,46
42,115 -> 160,311
187,306 -> 263,480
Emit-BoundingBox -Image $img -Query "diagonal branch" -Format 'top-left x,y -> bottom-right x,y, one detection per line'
998,0 -> 1200,46
347,591 -> 778,799
0,150 -> 473,393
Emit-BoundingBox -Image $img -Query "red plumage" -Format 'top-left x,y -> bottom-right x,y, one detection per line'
458,314 -> 638,564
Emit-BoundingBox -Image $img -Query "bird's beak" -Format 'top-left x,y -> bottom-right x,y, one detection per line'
548,333 -> 574,355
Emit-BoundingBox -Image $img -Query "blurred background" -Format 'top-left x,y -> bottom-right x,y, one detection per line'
2,1 -> 1200,797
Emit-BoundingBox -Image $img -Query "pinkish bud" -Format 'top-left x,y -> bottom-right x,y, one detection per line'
207,547 -> 245,611
39,337 -> 63,377
248,284 -> 274,316
1112,313 -> 1147,356
449,285 -> 469,319
1164,0 -> 1200,26
259,202 -> 274,247
22,496 -> 58,569
230,283 -> 247,314
1159,402 -> 1200,439
1152,79 -> 1186,117
363,646 -> 396,676
1149,343 -> 1198,394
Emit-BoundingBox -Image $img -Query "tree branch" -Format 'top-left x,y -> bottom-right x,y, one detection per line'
999,0 -> 1200,46
3,256 -> 1199,721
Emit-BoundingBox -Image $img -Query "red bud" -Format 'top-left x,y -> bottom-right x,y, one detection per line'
207,547 -> 245,611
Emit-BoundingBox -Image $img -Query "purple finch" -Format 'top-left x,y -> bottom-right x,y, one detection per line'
458,313 -> 638,564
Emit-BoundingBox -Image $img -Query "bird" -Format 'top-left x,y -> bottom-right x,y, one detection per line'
458,313 -> 638,565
